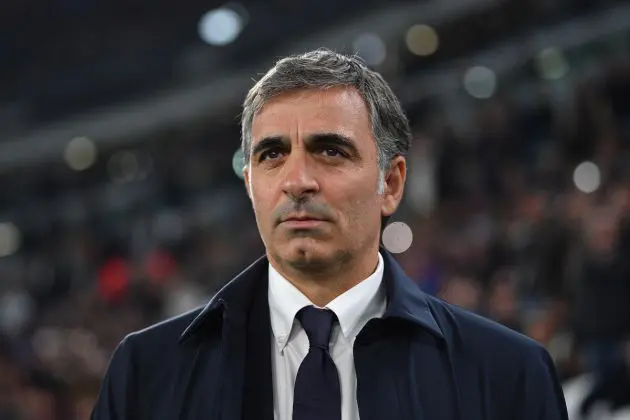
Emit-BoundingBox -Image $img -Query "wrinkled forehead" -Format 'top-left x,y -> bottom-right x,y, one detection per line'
250,87 -> 372,145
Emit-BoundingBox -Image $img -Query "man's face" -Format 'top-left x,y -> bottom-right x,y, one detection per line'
245,87 -> 405,273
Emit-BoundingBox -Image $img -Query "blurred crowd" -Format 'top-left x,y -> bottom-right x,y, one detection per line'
402,58 -> 630,416
1,51 -> 630,420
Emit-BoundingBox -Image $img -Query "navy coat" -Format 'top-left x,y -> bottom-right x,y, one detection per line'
91,251 -> 568,420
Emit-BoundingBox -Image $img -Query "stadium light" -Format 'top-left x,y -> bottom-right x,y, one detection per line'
353,33 -> 387,67
405,24 -> 439,57
64,136 -> 97,171
198,5 -> 246,46
382,221 -> 413,254
108,151 -> 140,183
573,161 -> 600,193
535,47 -> 569,81
463,65 -> 497,99
0,222 -> 21,257
232,148 -> 246,180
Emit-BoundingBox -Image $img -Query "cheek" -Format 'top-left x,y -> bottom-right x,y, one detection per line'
250,181 -> 276,218
338,184 -> 382,225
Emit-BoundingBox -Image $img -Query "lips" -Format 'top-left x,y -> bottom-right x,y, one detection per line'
281,218 -> 325,229
284,217 -> 321,222
282,214 -> 323,222
278,212 -> 330,229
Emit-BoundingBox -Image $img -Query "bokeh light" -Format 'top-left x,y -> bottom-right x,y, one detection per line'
382,221 -> 413,254
198,6 -> 245,46
535,47 -> 569,81
0,290 -> 34,336
64,136 -> 97,171
405,24 -> 439,56
107,150 -> 152,183
463,66 -> 497,99
573,161 -> 601,193
0,222 -> 21,257
232,148 -> 246,179
353,33 -> 387,66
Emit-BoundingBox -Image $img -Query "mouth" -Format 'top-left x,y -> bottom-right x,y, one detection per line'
281,219 -> 325,229
280,214 -> 327,228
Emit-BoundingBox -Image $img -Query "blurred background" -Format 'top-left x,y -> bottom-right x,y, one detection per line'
1,0 -> 630,419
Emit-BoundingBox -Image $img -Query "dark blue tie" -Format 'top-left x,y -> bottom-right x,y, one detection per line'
293,306 -> 341,420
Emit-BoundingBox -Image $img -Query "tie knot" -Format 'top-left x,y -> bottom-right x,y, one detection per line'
297,306 -> 336,351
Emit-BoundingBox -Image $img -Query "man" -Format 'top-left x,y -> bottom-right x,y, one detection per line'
91,49 -> 568,420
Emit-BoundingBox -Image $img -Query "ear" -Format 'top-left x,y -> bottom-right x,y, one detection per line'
381,156 -> 407,217
243,165 -> 252,200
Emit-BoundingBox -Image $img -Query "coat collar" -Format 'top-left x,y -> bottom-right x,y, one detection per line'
178,255 -> 268,343
379,250 -> 443,338
179,249 -> 443,344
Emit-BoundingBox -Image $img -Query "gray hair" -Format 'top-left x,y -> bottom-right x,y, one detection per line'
240,48 -> 412,173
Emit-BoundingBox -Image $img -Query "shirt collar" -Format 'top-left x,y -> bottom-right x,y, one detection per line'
326,252 -> 385,340
267,263 -> 314,351
267,252 -> 385,351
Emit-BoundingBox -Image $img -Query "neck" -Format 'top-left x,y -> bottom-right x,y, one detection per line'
269,248 -> 380,307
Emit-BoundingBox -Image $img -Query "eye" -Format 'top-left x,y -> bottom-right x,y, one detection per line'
260,149 -> 284,162
321,148 -> 345,158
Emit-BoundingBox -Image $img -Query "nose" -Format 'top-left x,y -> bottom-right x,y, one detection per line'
281,151 -> 319,201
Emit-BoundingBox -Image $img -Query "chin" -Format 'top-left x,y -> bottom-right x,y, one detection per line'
276,238 -> 351,272
288,237 -> 329,256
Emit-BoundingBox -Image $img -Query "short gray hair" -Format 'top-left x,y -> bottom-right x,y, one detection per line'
240,48 -> 412,171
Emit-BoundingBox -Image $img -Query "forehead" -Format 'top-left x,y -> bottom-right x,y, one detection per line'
251,87 -> 372,143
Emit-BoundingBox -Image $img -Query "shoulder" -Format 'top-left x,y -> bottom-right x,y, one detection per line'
92,307 -> 210,419
106,306 -> 208,375
426,295 -> 549,365
125,306 -> 204,349
425,297 -> 568,418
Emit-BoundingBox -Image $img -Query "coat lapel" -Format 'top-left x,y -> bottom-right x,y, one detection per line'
355,251 -> 460,420
167,329 -> 224,420
217,307 -> 248,420
178,256 -> 271,420
354,319 -> 410,420
242,274 -> 274,420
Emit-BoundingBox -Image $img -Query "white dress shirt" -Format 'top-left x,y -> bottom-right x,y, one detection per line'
268,252 -> 387,420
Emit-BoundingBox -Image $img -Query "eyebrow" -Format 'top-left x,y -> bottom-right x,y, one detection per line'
251,136 -> 287,159
306,132 -> 359,157
251,132 -> 360,160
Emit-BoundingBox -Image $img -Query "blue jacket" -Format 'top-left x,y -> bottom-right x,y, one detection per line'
91,251 -> 568,420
